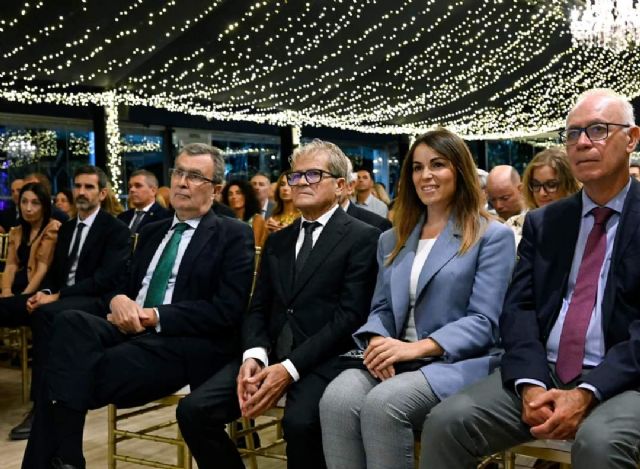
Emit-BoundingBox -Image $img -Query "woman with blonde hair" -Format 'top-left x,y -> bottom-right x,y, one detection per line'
320,128 -> 516,469
266,172 -> 300,233
506,146 -> 580,244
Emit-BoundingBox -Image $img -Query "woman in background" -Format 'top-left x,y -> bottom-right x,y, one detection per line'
1,183 -> 61,297
54,189 -> 76,219
222,180 -> 268,247
505,147 -> 580,244
319,128 -> 515,469
266,172 -> 300,233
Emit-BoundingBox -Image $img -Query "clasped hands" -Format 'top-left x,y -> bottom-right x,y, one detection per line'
236,358 -> 292,418
26,291 -> 60,313
107,294 -> 157,334
521,384 -> 597,440
363,335 -> 442,381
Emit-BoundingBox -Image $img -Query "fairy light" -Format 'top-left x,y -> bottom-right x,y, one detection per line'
2,0 -> 640,144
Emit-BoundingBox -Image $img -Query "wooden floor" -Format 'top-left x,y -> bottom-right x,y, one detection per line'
0,365 -> 286,469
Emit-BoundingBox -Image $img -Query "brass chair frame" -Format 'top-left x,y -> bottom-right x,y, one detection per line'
0,232 -> 31,403
107,394 -> 192,469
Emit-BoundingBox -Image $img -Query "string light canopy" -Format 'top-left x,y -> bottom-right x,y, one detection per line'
570,0 -> 640,53
2,0 -> 640,143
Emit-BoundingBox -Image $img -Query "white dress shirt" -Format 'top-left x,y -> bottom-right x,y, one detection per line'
243,204 -> 340,381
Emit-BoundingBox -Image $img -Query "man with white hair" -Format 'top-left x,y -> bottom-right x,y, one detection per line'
421,89 -> 640,468
176,139 -> 380,469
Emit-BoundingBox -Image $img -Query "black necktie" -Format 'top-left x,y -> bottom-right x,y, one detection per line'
68,222 -> 86,265
295,221 -> 320,277
130,210 -> 145,233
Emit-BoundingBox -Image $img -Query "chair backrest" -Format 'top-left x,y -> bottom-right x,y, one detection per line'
0,232 -> 10,263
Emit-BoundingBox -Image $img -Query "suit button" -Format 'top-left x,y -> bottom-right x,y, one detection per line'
287,308 -> 294,315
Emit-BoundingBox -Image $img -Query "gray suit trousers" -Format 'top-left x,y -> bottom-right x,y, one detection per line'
420,370 -> 640,469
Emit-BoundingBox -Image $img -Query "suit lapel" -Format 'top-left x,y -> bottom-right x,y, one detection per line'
291,208 -> 349,297
414,217 -> 460,301
76,210 -> 106,266
173,211 -> 217,299
603,181 -> 640,330
134,218 -> 172,283
276,224 -> 299,300
389,220 -> 421,332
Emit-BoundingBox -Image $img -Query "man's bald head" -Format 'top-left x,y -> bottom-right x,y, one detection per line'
487,165 -> 524,220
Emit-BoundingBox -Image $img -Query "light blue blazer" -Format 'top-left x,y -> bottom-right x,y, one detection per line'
353,215 -> 516,400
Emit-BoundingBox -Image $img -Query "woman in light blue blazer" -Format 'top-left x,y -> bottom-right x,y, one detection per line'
319,128 -> 516,469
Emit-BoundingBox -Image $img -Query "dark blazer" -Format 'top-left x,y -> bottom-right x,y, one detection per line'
346,202 -> 392,232
118,202 -> 171,232
42,209 -> 131,298
111,210 -> 255,358
500,182 -> 640,400
243,207 -> 379,377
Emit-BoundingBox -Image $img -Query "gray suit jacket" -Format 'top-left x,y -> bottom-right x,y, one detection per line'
354,216 -> 515,399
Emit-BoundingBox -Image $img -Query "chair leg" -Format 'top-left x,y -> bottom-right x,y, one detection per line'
242,417 -> 258,469
503,451 -> 516,469
107,404 -> 116,469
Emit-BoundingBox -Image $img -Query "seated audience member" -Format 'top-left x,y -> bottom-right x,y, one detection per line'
54,189 -> 76,219
0,165 -> 131,441
319,128 -> 516,469
420,89 -> 640,469
266,172 -> 301,233
23,173 -> 69,223
222,179 -> 268,247
373,182 -> 391,207
505,147 -> 580,244
22,143 -> 255,469
630,159 -> 640,181
1,183 -> 61,298
156,185 -> 171,208
176,139 -> 380,469
101,182 -> 125,216
251,172 -> 275,218
0,178 -> 24,233
341,160 -> 392,232
486,165 -> 525,221
353,168 -> 389,218
118,170 -> 171,233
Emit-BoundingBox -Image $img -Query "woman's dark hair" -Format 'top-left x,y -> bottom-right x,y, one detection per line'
57,189 -> 74,207
18,182 -> 52,245
221,179 -> 261,222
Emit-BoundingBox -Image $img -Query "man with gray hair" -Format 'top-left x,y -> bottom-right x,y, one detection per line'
118,169 -> 171,233
421,89 -> 640,468
23,143 -> 255,469
176,139 -> 380,469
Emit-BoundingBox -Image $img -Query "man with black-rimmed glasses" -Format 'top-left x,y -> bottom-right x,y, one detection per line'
176,139 -> 380,469
22,143 -> 255,469
422,90 -> 640,469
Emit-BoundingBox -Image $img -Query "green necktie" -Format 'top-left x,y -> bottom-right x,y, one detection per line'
143,222 -> 189,307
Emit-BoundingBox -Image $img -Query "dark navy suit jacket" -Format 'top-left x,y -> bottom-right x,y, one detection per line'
500,181 -> 640,400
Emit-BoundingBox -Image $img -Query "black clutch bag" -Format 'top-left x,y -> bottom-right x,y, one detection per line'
338,349 -> 436,373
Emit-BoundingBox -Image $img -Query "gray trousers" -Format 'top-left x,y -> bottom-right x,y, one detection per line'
319,368 -> 439,469
420,370 -> 640,469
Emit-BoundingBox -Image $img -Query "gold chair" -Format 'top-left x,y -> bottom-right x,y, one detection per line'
107,388 -> 192,469
0,232 -> 31,403
503,440 -> 572,468
229,400 -> 286,469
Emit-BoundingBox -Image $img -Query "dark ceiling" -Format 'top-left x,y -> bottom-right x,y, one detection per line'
1,0 -> 638,137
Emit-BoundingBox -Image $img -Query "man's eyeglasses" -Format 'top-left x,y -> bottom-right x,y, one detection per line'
559,122 -> 630,146
529,179 -> 560,193
286,169 -> 338,186
169,168 -> 216,186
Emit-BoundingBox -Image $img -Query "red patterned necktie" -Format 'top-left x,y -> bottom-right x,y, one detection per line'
555,206 -> 615,383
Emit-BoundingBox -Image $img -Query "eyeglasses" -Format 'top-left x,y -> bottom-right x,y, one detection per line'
529,179 -> 560,193
559,122 -> 630,146
169,168 -> 216,186
286,169 -> 338,186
